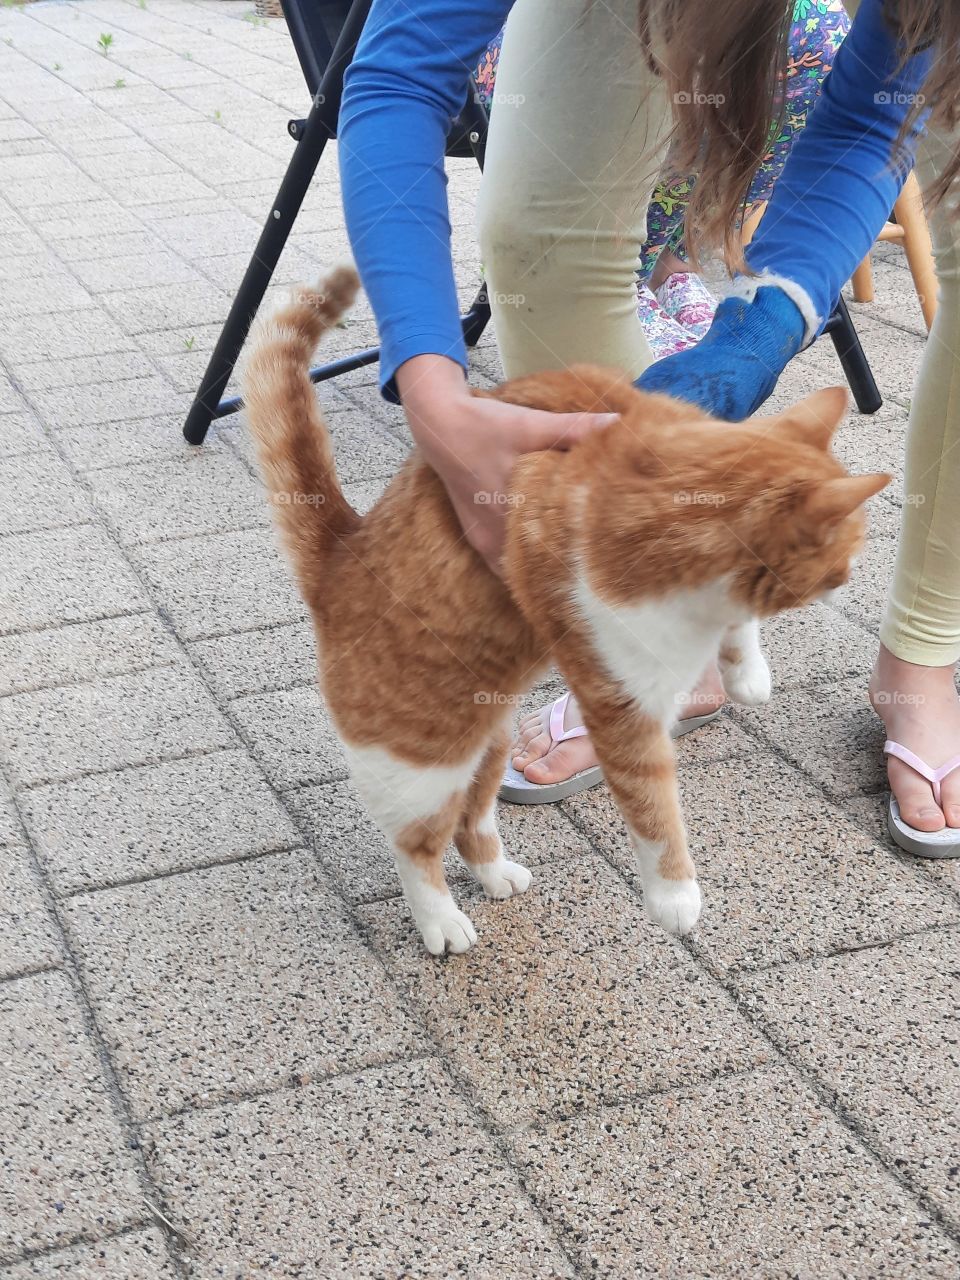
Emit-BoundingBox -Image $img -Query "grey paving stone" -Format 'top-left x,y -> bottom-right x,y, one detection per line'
0,453 -> 91,536
135,321 -> 226,358
145,1059 -> 574,1279
229,685 -> 347,790
54,229 -> 167,263
831,401 -> 910,483
188,620 -> 317,700
23,202 -> 144,242
841,790 -> 960,901
0,273 -> 92,319
11,351 -> 154,394
846,260 -> 929,340
0,525 -> 148,634
146,122 -> 285,188
833,533 -> 897,631
511,1065 -> 960,1278
146,207 -> 261,261
0,666 -> 235,788
0,228 -> 46,259
65,851 -> 419,1119
857,315 -> 926,409
566,754 -> 957,972
0,970 -> 142,1264
0,612 -> 178,697
670,708 -> 757,766
57,414 -> 230,473
71,251 -> 203,295
733,675 -> 887,800
0,780 -> 18,848
4,175 -> 104,210
0,843 -> 60,979
131,527 -> 306,641
31,376 -> 185,430
87,449 -> 265,545
22,748 -> 296,896
0,411 -> 50,460
759,601 -> 874,690
340,475 -> 389,516
133,195 -> 233,224
737,930 -> 960,1221
0,371 -> 25,415
363,848 -> 769,1123
0,1228 -> 178,1279
0,308 -> 137,363
290,779 -> 593,904
152,345 -> 235,394
100,281 -> 229,335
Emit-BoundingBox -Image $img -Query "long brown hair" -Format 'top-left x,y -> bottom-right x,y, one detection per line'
647,0 -> 960,270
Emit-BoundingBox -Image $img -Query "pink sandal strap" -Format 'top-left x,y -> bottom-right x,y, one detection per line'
549,692 -> 589,744
884,739 -> 960,807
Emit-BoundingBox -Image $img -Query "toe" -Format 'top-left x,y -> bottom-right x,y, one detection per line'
512,729 -> 552,769
503,860 -> 532,894
447,911 -> 477,952
422,924 -> 446,956
511,711 -> 543,750
940,773 -> 960,828
523,738 -> 595,784
889,759 -> 946,832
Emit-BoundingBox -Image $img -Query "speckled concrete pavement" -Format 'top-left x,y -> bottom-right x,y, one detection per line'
1,2 -> 958,1276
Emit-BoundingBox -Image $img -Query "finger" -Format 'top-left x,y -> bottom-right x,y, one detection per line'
518,409 -> 618,453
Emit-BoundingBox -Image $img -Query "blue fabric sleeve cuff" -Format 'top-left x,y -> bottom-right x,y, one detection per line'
380,331 -> 468,404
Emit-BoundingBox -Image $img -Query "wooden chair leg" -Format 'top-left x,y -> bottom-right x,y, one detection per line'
850,255 -> 875,303
895,169 -> 938,331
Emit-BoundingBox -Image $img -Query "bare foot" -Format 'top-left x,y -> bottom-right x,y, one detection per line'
511,664 -> 726,785
869,644 -> 960,832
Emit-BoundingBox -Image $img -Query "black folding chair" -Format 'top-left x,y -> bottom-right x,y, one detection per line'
181,0 -> 880,445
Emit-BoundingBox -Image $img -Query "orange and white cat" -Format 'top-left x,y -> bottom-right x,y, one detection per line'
243,267 -> 888,955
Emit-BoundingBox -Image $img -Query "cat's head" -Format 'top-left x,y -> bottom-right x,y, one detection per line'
684,384 -> 890,617
486,367 -> 889,617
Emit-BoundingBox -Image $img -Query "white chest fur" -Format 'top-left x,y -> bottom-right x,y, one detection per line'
572,573 -> 744,724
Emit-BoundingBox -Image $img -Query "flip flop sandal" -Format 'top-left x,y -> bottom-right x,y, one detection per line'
498,690 -> 722,805
884,739 -> 960,859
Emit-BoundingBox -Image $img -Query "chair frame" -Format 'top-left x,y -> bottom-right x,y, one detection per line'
182,0 -> 880,445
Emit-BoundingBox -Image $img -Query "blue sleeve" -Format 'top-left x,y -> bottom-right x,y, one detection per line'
338,0 -> 512,403
745,0 -> 932,340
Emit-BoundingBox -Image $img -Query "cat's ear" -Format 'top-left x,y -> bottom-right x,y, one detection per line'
805,472 -> 890,524
774,386 -> 848,451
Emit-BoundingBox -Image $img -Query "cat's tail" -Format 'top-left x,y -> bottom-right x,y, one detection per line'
242,266 -> 362,597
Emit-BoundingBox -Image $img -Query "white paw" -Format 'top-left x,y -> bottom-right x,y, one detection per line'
721,654 -> 772,706
417,906 -> 478,956
473,857 -> 533,900
644,878 -> 702,936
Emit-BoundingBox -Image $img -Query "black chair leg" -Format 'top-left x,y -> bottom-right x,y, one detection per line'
823,295 -> 882,415
462,284 -> 490,348
182,2 -> 369,445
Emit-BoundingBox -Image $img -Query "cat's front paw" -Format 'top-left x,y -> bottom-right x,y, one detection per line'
417,905 -> 478,956
720,652 -> 772,706
471,856 -> 532,900
644,877 -> 702,936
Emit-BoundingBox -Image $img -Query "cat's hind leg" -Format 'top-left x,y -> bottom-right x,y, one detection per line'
345,743 -> 479,955
718,619 -> 772,706
454,728 -> 532,899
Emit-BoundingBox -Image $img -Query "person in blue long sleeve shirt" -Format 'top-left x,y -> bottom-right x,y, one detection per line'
339,0 -> 960,854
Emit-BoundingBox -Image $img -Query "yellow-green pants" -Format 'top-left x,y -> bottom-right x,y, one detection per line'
477,0 -> 960,667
